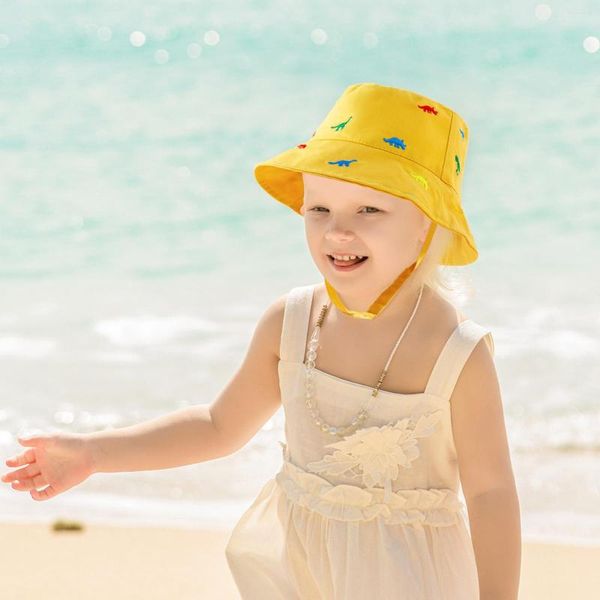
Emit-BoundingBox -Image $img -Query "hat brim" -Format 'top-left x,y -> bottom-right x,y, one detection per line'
254,138 -> 478,266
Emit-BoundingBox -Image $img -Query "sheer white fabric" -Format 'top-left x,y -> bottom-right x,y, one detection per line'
225,284 -> 493,599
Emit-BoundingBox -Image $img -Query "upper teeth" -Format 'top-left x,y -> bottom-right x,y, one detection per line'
331,254 -> 365,260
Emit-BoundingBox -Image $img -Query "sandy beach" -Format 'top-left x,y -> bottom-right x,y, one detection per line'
0,521 -> 240,600
0,521 -> 598,599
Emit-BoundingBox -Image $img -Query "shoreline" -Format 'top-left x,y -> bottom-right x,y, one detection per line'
0,520 -> 599,599
2,509 -> 600,547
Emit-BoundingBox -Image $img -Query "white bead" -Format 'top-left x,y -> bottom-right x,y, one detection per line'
303,302 -> 386,438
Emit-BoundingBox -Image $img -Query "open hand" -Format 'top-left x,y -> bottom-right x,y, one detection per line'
1,432 -> 95,501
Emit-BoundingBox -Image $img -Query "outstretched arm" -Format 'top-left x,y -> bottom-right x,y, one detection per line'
450,337 -> 522,600
1,404 -> 223,501
1,292 -> 287,500
87,404 -> 223,473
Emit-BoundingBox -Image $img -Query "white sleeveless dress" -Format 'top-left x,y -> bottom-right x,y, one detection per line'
225,283 -> 494,599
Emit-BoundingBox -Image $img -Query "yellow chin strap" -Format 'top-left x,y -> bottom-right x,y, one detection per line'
324,222 -> 437,320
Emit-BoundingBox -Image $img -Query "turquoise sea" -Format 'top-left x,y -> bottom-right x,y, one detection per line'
0,1 -> 599,543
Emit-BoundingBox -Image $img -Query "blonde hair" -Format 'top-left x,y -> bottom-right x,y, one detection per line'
407,225 -> 476,305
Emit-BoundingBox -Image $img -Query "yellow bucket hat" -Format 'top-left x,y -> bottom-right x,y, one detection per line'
254,82 -> 478,319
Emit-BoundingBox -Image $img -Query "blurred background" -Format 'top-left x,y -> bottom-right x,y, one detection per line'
0,1 -> 598,543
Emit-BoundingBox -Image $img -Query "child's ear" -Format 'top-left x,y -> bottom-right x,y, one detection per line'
299,204 -> 305,216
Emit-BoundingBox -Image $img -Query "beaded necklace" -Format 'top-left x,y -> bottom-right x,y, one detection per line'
303,284 -> 425,438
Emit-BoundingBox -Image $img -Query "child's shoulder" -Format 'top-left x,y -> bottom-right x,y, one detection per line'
256,284 -> 316,361
251,290 -> 289,362
416,286 -> 494,355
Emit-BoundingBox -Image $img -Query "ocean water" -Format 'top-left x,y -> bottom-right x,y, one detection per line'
0,1 -> 599,544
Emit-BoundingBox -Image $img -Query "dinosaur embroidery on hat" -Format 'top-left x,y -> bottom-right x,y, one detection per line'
409,170 -> 428,190
297,144 -> 307,149
455,155 -> 461,175
383,136 -> 406,150
330,116 -> 352,131
459,127 -> 465,139
328,159 -> 357,167
417,104 -> 438,115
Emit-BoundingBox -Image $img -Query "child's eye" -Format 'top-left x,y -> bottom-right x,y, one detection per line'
308,206 -> 381,214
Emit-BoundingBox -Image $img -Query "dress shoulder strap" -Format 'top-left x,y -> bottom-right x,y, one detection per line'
424,319 -> 495,400
279,284 -> 316,363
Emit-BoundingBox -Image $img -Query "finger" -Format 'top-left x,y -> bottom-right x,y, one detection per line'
10,479 -> 37,491
1,463 -> 40,483
10,473 -> 48,492
5,448 -> 36,467
31,485 -> 57,501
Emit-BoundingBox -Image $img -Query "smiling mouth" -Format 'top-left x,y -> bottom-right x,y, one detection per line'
327,254 -> 369,267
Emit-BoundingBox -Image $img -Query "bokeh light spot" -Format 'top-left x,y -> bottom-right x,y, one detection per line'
310,28 -> 328,45
204,30 -> 220,46
187,42 -> 202,58
129,31 -> 146,47
155,49 -> 170,64
534,4 -> 552,21
583,36 -> 599,54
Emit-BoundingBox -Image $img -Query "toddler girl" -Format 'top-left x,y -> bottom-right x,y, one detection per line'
1,82 -> 521,599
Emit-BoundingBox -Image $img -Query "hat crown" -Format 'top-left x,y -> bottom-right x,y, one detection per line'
253,81 -> 478,266
312,83 -> 469,195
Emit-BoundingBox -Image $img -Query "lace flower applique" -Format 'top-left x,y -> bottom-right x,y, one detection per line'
306,410 -> 444,503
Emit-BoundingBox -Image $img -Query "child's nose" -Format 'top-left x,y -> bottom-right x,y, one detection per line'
325,226 -> 355,241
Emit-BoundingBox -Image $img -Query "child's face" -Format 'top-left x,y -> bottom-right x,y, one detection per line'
300,172 -> 430,300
